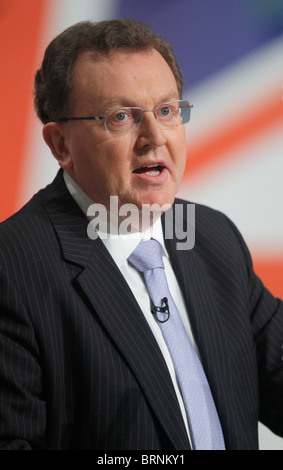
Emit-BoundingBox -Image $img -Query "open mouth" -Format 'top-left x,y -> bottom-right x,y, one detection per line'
133,164 -> 164,176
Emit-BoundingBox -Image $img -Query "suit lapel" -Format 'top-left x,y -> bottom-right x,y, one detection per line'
44,172 -> 190,450
77,243 -> 190,449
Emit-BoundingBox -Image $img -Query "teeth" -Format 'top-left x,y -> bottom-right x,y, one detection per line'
133,164 -> 163,176
144,164 -> 161,176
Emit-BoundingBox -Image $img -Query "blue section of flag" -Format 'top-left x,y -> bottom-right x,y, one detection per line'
117,0 -> 283,90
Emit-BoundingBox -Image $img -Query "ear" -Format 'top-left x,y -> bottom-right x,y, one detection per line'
42,122 -> 73,171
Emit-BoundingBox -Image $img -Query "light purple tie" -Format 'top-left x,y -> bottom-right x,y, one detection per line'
128,239 -> 225,450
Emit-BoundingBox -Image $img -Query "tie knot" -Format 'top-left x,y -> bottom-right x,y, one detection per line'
128,239 -> 164,273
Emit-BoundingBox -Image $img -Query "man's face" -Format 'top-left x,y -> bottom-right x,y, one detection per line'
61,49 -> 187,213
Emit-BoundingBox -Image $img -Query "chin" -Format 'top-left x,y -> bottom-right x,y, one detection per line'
137,192 -> 175,213
151,189 -> 175,205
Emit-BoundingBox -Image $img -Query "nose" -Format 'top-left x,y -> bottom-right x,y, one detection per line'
135,111 -> 167,150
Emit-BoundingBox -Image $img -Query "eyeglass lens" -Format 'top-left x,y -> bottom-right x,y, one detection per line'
104,101 -> 191,134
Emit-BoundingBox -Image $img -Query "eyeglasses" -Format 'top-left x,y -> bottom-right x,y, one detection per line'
58,100 -> 193,134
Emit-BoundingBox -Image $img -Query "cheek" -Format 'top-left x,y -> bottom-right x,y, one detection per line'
169,130 -> 187,167
98,136 -> 134,174
177,126 -> 187,153
84,139 -> 133,187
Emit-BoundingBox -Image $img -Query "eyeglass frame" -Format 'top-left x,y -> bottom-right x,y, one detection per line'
57,100 -> 193,134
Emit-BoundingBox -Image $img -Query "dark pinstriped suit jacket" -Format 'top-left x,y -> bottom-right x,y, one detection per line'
1,169 -> 283,450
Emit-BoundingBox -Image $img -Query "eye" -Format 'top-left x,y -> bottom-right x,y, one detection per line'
160,106 -> 171,117
106,108 -> 136,133
157,103 -> 176,120
112,110 -> 130,123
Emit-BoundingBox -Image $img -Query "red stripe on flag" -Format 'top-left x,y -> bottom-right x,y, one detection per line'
184,93 -> 283,180
183,93 -> 283,299
253,258 -> 283,299
0,0 -> 48,221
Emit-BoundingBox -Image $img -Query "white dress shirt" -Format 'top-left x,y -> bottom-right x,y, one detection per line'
63,171 -> 199,445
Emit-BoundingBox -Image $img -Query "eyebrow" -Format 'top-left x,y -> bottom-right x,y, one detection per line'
97,93 -> 180,112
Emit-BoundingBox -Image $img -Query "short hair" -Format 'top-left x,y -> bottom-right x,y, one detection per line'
34,19 -> 183,124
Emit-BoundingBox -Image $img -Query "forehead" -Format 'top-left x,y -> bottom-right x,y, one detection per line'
72,49 -> 179,109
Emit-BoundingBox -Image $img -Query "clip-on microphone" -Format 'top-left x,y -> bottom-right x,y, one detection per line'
152,297 -> 170,323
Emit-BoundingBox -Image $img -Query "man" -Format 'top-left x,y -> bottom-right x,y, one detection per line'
0,19 -> 283,450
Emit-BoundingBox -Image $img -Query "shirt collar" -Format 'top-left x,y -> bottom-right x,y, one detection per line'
63,171 -> 169,269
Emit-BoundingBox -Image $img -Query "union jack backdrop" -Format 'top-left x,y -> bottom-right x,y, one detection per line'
1,0 -> 283,449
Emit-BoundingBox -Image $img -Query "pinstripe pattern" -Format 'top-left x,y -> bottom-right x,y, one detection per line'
0,169 -> 283,449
